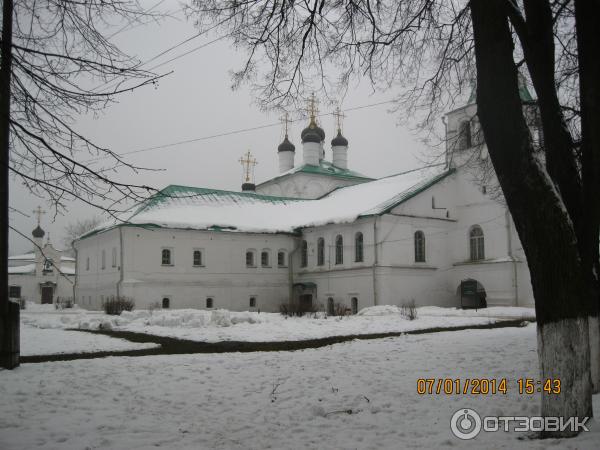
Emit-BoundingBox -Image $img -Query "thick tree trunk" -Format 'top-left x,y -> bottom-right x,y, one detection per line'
0,0 -> 18,369
575,0 -> 600,393
470,0 -> 593,436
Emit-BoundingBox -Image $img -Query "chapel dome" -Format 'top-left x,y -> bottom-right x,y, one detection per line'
277,136 -> 296,153
331,131 -> 348,147
32,225 -> 45,238
301,121 -> 325,142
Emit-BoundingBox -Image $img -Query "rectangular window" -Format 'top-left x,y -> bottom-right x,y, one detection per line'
9,286 -> 21,298
101,250 -> 106,270
246,251 -> 255,267
112,247 -> 117,268
162,248 -> 173,266
261,251 -> 270,267
277,251 -> 286,267
86,256 -> 90,271
193,250 -> 203,267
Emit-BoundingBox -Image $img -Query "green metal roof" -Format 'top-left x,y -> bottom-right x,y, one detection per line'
467,74 -> 534,104
131,184 -> 305,218
257,160 -> 374,187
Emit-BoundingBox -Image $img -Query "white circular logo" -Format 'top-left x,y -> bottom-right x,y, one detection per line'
450,408 -> 482,440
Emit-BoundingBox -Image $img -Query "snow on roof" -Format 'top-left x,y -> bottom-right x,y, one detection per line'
82,165 -> 452,237
8,264 -> 36,274
8,253 -> 75,262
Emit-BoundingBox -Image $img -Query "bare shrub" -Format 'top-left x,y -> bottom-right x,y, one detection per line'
401,300 -> 418,321
54,297 -> 74,310
103,296 -> 135,315
334,302 -> 351,317
279,298 -> 320,317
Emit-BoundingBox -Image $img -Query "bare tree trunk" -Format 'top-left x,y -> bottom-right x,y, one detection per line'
471,0 -> 592,436
575,0 -> 600,393
0,0 -> 19,370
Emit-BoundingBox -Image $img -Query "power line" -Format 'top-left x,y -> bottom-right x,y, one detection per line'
85,99 -> 398,164
93,16 -> 233,94
106,0 -> 169,40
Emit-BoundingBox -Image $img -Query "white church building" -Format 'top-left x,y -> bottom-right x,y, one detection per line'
8,216 -> 76,304
74,95 -> 535,312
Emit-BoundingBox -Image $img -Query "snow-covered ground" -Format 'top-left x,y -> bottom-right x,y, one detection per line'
20,304 -> 535,346
1,324 -> 599,449
20,326 -> 159,357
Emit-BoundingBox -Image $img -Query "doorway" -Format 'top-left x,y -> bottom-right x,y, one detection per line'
351,297 -> 358,315
41,286 -> 53,304
327,297 -> 334,315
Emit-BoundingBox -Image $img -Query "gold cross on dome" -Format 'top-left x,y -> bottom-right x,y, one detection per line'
239,150 -> 258,183
333,106 -> 345,133
32,205 -> 46,225
280,111 -> 290,137
306,93 -> 319,125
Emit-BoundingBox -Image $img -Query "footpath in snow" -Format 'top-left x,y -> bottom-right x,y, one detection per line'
20,303 -> 535,356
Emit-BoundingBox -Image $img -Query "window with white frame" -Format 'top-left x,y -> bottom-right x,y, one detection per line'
335,235 -> 343,265
277,250 -> 287,267
317,238 -> 325,266
246,250 -> 256,267
469,225 -> 485,261
300,240 -> 308,268
193,249 -> 203,267
354,232 -> 364,262
414,231 -> 426,262
261,250 -> 270,267
161,248 -> 173,266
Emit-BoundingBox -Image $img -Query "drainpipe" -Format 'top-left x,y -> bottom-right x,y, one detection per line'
372,217 -> 379,306
505,209 -> 519,306
442,116 -> 449,167
116,227 -> 124,299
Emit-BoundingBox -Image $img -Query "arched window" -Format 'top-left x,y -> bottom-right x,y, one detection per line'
469,226 -> 485,261
246,250 -> 255,267
277,251 -> 287,267
161,248 -> 172,265
459,121 -> 472,149
301,240 -> 308,268
162,297 -> 170,309
335,235 -> 343,265
249,297 -> 256,308
193,250 -> 203,267
355,232 -> 364,262
414,231 -> 426,262
261,250 -> 270,267
206,297 -> 214,308
317,238 -> 325,266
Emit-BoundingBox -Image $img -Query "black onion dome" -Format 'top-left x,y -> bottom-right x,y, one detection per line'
301,123 -> 325,142
331,131 -> 348,147
277,135 -> 295,153
302,129 -> 321,143
32,225 -> 45,238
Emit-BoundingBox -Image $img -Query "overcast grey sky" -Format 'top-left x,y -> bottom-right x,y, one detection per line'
8,0 -> 443,255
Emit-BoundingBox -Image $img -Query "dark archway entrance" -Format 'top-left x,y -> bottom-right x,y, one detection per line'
458,279 -> 487,309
